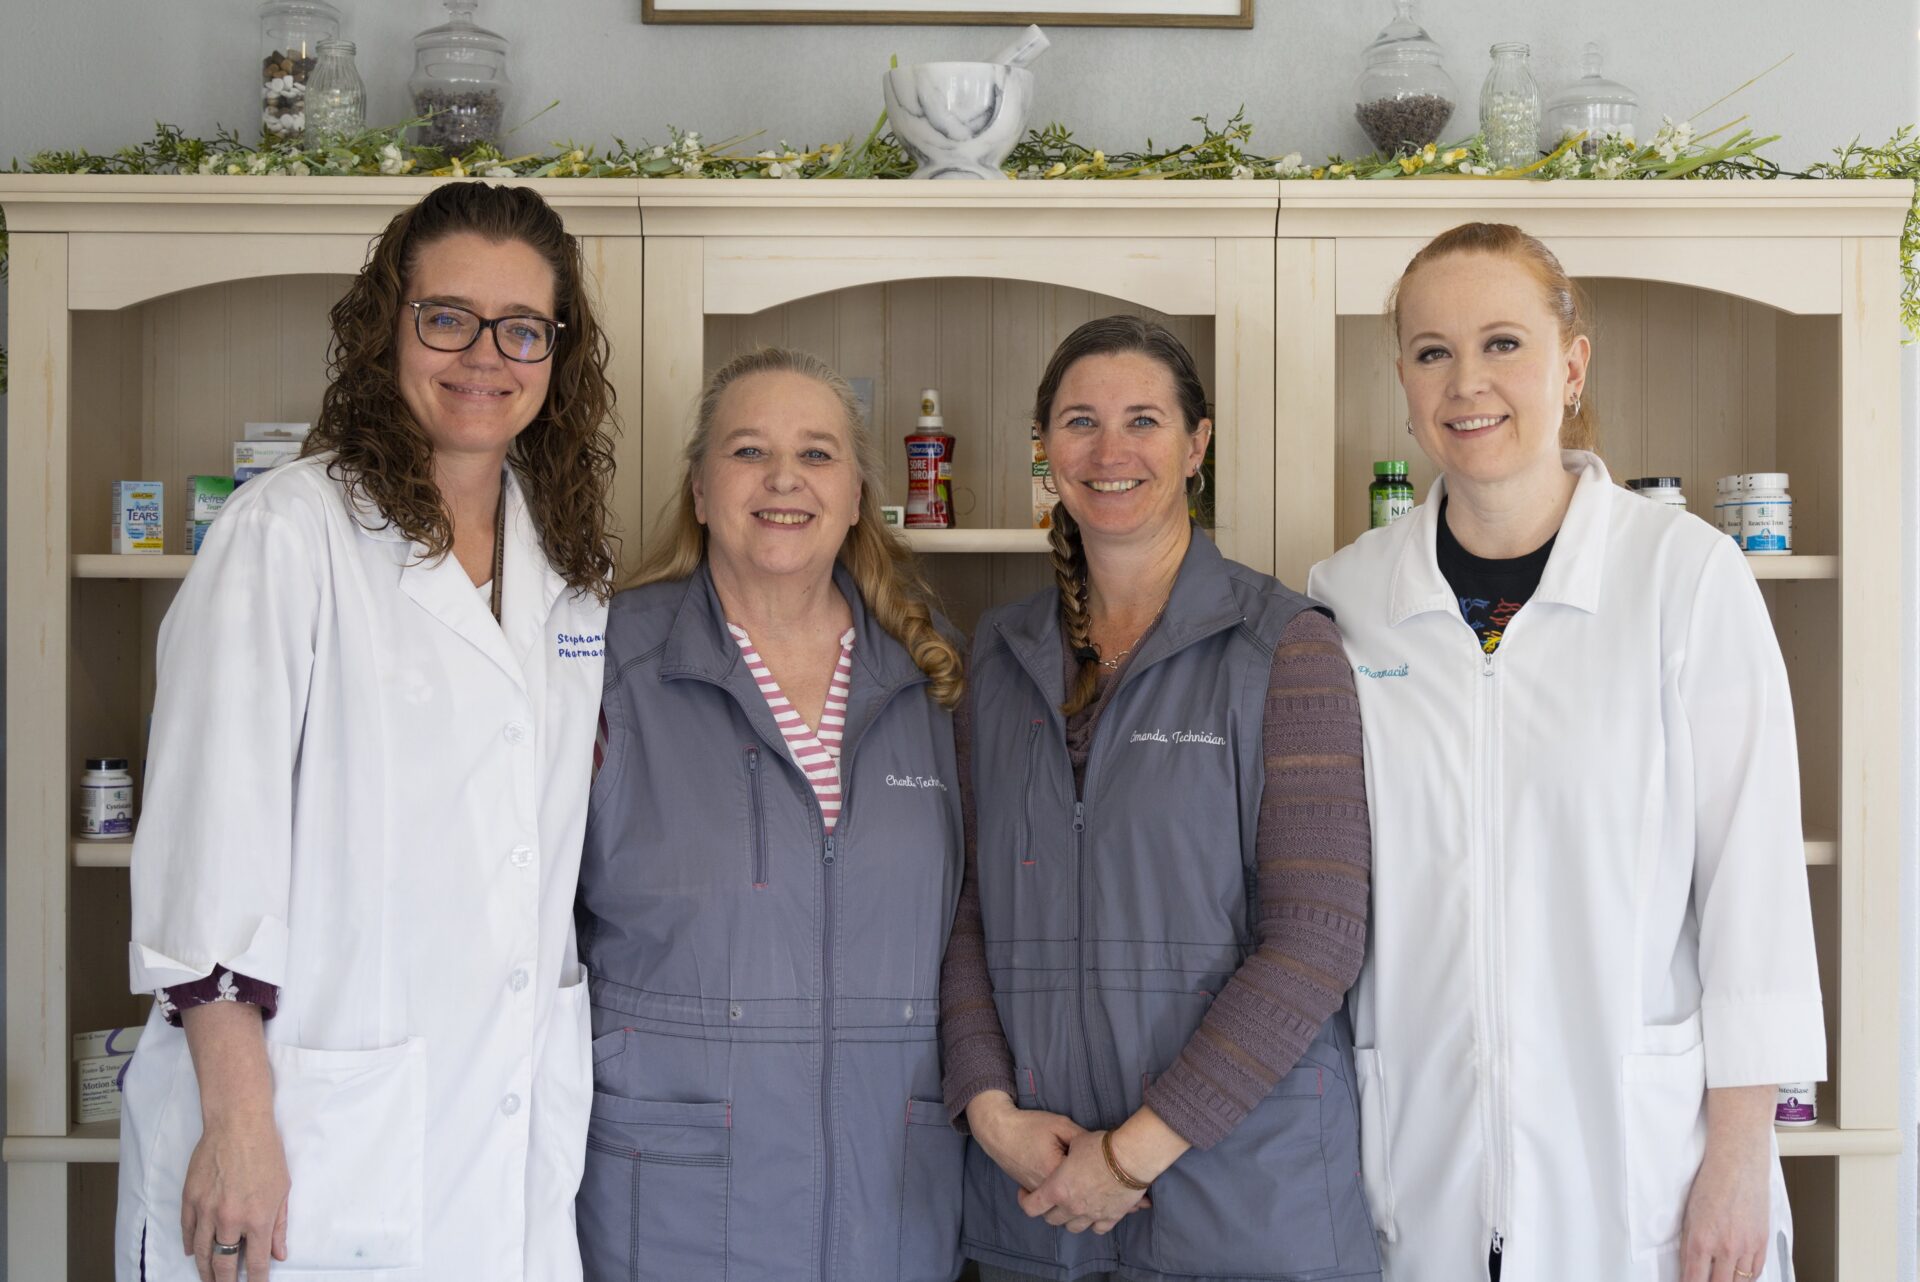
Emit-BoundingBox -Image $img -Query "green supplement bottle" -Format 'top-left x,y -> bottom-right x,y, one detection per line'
1370,460 -> 1415,528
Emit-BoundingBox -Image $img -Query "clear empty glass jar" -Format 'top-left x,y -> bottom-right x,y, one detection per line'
1353,0 -> 1458,155
409,0 -> 512,153
259,0 -> 340,142
1479,42 -> 1542,171
1545,43 -> 1638,154
304,40 -> 366,150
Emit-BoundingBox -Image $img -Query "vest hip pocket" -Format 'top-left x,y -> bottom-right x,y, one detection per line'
1622,1015 -> 1708,1260
265,1037 -> 427,1275
580,1095 -> 732,1282
1353,1047 -> 1400,1243
898,1099 -> 964,1282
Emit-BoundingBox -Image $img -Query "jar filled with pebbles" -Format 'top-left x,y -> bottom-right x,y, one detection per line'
259,0 -> 340,142
409,0 -> 513,153
1544,42 -> 1638,155
1353,0 -> 1457,155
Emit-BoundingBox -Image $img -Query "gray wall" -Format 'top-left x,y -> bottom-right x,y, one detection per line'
0,1 -> 1913,171
0,0 -> 1915,1273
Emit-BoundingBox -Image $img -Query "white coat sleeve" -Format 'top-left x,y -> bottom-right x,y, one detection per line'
127,498 -> 320,993
1677,535 -> 1826,1087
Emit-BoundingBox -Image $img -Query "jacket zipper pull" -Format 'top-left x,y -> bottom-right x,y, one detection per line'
1483,651 -> 1495,678
1491,1230 -> 1503,1257
1073,801 -> 1085,833
823,833 -> 836,866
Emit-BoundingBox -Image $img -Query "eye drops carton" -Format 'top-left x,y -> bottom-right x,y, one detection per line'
112,482 -> 165,554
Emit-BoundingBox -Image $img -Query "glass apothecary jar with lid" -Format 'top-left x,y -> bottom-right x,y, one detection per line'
260,0 -> 340,142
410,0 -> 513,153
1545,43 -> 1638,154
1479,42 -> 1542,171
1353,0 -> 1457,155
304,39 -> 366,150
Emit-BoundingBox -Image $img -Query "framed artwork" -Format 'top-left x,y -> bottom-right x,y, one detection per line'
642,0 -> 1250,27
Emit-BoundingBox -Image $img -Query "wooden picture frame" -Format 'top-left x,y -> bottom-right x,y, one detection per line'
641,0 -> 1251,27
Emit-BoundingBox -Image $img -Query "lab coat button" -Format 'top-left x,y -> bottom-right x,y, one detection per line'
509,968 -> 529,993
510,845 -> 534,868
500,1094 -> 521,1116
503,722 -> 528,744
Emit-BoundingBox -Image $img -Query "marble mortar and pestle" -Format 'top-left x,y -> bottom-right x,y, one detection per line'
883,26 -> 1050,180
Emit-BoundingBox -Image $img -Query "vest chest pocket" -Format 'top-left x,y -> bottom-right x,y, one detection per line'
579,1096 -> 732,1281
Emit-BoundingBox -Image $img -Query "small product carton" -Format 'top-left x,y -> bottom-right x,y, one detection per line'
233,439 -> 304,483
187,475 -> 237,554
73,1025 -> 143,1125
112,482 -> 165,554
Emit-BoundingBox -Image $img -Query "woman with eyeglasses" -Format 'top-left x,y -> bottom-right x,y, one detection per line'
116,182 -> 619,1282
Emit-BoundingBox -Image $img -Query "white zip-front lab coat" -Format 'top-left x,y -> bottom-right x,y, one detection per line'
116,456 -> 607,1281
1309,452 -> 1824,1282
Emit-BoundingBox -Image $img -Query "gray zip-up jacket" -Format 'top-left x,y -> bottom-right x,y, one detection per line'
576,563 -> 965,1282
962,533 -> 1380,1282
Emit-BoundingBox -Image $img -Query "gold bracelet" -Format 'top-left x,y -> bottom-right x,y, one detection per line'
1101,1129 -> 1151,1192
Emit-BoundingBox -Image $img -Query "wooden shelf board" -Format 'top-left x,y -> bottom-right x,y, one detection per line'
72,554 -> 193,580
3,1122 -> 120,1163
73,837 -> 134,868
1804,833 -> 1837,867
1747,554 -> 1836,580
1776,1122 -> 1902,1157
902,528 -> 1050,554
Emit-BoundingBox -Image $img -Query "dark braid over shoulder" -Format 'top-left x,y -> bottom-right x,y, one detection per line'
1049,504 -> 1101,717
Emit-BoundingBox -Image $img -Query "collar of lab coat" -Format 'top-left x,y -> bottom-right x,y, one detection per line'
659,557 -> 931,753
393,465 -> 570,693
993,524 -> 1247,710
1386,449 -> 1615,627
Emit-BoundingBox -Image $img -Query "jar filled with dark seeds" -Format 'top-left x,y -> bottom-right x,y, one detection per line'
1353,0 -> 1457,154
409,0 -> 513,153
259,0 -> 340,143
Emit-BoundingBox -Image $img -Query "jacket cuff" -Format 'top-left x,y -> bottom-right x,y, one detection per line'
128,915 -> 290,992
1702,994 -> 1828,1087
1144,1064 -> 1239,1152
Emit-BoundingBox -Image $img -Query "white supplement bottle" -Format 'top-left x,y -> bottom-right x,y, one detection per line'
1626,476 -> 1687,511
79,758 -> 135,837
1775,1081 -> 1817,1126
1714,475 -> 1745,547
1741,472 -> 1793,555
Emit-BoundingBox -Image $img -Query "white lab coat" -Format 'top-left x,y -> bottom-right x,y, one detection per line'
1309,452 -> 1824,1282
116,456 -> 607,1282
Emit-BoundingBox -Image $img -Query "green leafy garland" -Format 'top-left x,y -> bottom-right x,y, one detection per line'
2,112 -> 1918,394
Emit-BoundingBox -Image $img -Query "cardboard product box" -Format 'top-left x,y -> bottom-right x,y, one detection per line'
73,1026 -> 142,1125
112,481 -> 165,554
242,421 -> 311,443
232,439 -> 303,480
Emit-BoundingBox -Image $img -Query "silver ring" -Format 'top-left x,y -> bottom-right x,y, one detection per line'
211,1238 -> 243,1257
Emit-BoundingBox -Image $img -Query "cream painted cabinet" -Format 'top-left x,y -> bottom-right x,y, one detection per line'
0,175 -> 1906,1280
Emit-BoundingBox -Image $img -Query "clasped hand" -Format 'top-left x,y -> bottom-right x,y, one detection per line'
966,1091 -> 1150,1236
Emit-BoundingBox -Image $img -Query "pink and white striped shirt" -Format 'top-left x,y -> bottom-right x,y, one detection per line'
729,624 -> 857,832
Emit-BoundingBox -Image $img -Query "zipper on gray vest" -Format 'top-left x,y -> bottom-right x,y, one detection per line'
820,829 -> 838,1278
746,746 -> 768,888
1070,799 -> 1111,1122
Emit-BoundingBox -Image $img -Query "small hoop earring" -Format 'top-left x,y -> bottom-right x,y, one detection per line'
1041,472 -> 1058,496
1405,419 -> 1414,436
1569,394 -> 1583,418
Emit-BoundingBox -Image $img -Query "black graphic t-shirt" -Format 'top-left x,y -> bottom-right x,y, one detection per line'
1435,498 -> 1556,655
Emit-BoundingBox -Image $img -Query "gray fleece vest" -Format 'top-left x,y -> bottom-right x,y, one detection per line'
963,533 -> 1381,1282
577,563 -> 965,1282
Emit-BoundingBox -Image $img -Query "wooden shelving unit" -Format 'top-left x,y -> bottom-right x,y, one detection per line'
2,175 -> 1906,1280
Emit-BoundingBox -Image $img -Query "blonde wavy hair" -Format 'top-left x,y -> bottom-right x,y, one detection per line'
627,348 -> 965,708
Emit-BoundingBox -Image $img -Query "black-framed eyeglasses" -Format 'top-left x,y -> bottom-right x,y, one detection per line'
408,300 -> 564,363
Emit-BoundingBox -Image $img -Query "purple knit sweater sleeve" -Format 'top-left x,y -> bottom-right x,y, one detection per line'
939,691 -> 1018,1128
1142,608 -> 1372,1150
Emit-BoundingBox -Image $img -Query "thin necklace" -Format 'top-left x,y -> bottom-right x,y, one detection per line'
1093,596 -> 1168,670
488,494 -> 505,624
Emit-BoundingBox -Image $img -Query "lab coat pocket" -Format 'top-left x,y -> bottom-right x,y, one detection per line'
267,1036 -> 426,1277
580,1095 -> 731,1282
1353,1047 -> 1400,1243
897,1099 -> 964,1282
531,974 -> 594,1213
1622,1014 -> 1709,1260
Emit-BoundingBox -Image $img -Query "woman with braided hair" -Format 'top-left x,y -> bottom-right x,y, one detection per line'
939,315 -> 1381,1282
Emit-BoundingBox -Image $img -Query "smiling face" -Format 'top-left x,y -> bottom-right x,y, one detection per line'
1042,351 -> 1211,549
396,231 -> 558,466
1395,251 -> 1590,492
692,370 -> 863,587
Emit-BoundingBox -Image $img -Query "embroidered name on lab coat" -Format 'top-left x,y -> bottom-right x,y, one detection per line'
1356,663 -> 1410,679
557,631 -> 604,658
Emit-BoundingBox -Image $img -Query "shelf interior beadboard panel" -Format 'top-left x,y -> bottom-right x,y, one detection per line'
1782,1155 -> 1837,1282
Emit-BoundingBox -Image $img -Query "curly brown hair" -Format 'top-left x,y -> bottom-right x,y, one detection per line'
305,182 -> 619,598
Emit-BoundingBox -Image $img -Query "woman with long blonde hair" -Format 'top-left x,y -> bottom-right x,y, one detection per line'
575,348 -> 968,1281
